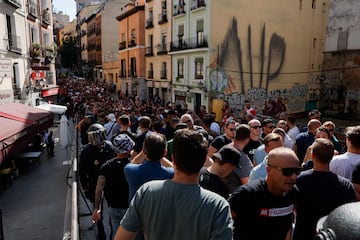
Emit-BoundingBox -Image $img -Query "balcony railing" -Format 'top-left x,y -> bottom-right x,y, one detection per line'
42,10 -> 51,25
4,0 -> 22,8
173,2 -> 186,16
147,70 -> 153,79
170,36 -> 208,52
7,34 -> 22,53
119,41 -> 126,50
158,13 -> 168,24
191,0 -> 206,10
156,43 -> 168,55
28,1 -> 38,17
128,39 -> 136,48
145,46 -> 154,56
160,70 -> 167,79
146,18 -> 154,29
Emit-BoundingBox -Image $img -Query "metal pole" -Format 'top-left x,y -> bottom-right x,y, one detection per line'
0,209 -> 4,240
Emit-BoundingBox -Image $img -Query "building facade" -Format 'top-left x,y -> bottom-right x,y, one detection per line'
117,0 -> 146,99
1,0 -> 57,106
321,0 -> 360,118
144,0 -> 172,105
102,0 -> 131,91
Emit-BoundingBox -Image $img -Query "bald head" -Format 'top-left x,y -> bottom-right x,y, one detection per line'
267,147 -> 299,167
308,119 -> 321,133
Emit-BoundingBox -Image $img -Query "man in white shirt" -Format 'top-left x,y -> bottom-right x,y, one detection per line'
330,125 -> 360,179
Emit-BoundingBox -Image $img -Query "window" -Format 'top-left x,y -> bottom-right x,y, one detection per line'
121,33 -> 125,42
30,25 -> 39,43
195,57 -> 204,79
161,62 -> 166,79
177,59 -> 184,78
43,32 -> 50,47
120,59 -> 126,77
312,0 -> 316,9
130,57 -> 136,77
178,25 -> 184,47
196,19 -> 204,46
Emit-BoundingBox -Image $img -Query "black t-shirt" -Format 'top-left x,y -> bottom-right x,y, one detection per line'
199,168 -> 229,199
133,130 -> 152,154
243,138 -> 262,162
210,134 -> 232,151
293,170 -> 356,240
228,179 -> 298,240
78,144 -> 116,201
100,158 -> 130,209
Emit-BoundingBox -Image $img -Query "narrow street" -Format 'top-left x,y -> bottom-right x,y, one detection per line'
0,124 -> 70,239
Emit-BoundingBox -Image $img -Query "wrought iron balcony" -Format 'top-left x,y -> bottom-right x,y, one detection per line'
156,43 -> 168,55
145,46 -> 154,56
173,2 -> 186,16
128,39 -> 136,47
7,34 -> 22,53
170,36 -> 208,52
4,0 -> 22,8
28,1 -> 38,18
119,41 -> 126,50
42,10 -> 51,25
158,13 -> 168,24
146,18 -> 154,29
191,0 -> 206,10
160,70 -> 167,79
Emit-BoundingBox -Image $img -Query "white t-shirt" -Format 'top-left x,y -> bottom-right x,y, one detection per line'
330,152 -> 360,179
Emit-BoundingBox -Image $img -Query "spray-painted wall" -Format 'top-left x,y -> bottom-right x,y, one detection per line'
207,0 -> 329,117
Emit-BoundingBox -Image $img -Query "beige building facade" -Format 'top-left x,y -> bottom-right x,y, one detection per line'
207,0 -> 329,116
145,0 -> 172,104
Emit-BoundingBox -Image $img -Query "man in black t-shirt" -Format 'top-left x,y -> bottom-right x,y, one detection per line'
200,145 -> 241,199
228,147 -> 300,240
92,133 -> 135,239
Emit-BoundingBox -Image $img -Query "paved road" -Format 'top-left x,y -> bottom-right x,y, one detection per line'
0,124 -> 71,240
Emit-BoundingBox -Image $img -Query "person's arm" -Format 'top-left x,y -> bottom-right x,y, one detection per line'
160,157 -> 173,167
207,145 -> 218,158
114,226 -> 137,240
92,175 -> 105,223
131,151 -> 146,163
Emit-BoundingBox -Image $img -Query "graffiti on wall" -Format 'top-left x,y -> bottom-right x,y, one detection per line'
216,18 -> 286,94
216,85 -> 308,115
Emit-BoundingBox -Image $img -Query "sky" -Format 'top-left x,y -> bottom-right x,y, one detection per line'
52,0 -> 77,21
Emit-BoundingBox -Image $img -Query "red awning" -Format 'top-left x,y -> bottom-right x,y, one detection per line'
0,103 -> 54,164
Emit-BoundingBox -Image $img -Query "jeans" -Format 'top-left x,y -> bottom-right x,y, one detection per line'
109,207 -> 127,239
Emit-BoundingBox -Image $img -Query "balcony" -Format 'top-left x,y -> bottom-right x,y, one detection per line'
28,1 -> 38,18
128,39 -> 136,48
42,10 -> 51,26
158,13 -> 168,24
156,43 -> 168,55
160,70 -> 167,79
119,71 -> 126,77
7,34 -> 22,54
170,36 -> 208,52
191,0 -> 206,10
173,3 -> 186,16
4,0 -> 22,8
147,70 -> 153,79
119,41 -> 126,50
145,46 -> 154,56
146,18 -> 154,29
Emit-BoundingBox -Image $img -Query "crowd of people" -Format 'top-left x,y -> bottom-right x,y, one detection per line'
59,77 -> 360,240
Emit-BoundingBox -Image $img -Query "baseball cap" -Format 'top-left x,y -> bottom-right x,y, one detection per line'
112,133 -> 135,154
107,113 -> 116,122
213,145 -> 241,166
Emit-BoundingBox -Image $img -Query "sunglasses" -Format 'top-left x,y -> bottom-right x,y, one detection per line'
228,128 -> 236,132
251,126 -> 262,129
267,163 -> 302,176
183,120 -> 192,124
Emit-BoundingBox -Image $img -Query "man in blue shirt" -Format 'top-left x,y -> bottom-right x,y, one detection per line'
124,133 -> 174,202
